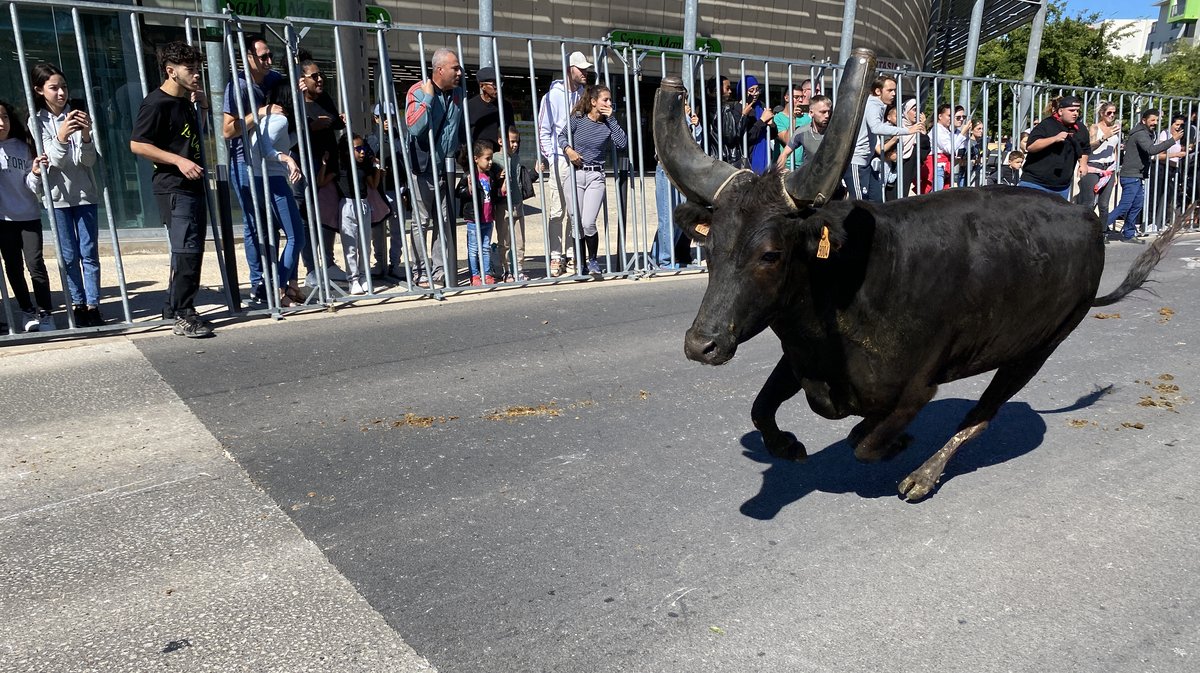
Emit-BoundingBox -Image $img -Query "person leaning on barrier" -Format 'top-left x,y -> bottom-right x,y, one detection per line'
246,82 -> 307,307
537,50 -> 592,278
559,84 -> 628,276
1017,95 -> 1089,200
0,99 -> 54,333
924,103 -> 955,194
467,66 -> 515,154
705,75 -> 758,170
494,126 -> 532,281
849,74 -> 924,201
129,41 -> 213,338
366,102 -> 406,282
30,63 -> 104,328
296,51 -> 349,286
772,80 -> 812,169
1153,114 -> 1192,217
776,94 -> 830,171
1075,100 -> 1121,224
739,75 -> 773,175
1107,108 -> 1180,243
652,93 -> 702,270
222,32 -> 284,306
405,47 -> 466,289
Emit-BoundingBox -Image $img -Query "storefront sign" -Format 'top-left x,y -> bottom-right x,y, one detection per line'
608,30 -> 722,56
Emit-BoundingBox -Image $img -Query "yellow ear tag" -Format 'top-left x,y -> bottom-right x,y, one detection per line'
694,224 -> 710,237
816,226 -> 831,259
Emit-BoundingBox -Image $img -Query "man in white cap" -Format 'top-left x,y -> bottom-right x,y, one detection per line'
537,49 -> 591,277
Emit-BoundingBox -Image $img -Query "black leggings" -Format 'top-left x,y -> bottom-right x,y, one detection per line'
0,219 -> 53,313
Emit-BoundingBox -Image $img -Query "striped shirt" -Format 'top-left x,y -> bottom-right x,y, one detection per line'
559,114 -> 628,165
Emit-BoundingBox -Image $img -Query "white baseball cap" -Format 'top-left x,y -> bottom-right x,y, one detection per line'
568,51 -> 593,70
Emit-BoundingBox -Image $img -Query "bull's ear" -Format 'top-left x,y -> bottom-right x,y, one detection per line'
674,202 -> 714,247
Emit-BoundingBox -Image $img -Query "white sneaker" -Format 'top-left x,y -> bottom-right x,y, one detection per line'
303,270 -> 319,287
38,312 -> 55,332
325,264 -> 348,282
22,310 -> 39,332
349,280 -> 366,295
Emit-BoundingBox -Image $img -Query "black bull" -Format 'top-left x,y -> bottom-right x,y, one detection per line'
652,54 -> 1183,501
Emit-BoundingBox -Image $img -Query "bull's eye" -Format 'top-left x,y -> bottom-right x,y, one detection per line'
761,251 -> 782,263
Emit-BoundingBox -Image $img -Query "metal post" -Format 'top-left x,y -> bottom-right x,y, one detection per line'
1018,0 -> 1049,134
479,0 -> 494,68
839,0 -> 857,64
959,0 -> 986,113
682,0 -> 698,85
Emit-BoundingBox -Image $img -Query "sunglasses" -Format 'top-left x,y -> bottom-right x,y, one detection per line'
255,51 -> 273,62
1104,111 -> 1116,115
954,114 -> 965,119
306,72 -> 323,81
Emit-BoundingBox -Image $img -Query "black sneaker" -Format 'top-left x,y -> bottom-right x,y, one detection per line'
248,284 -> 268,305
173,314 -> 214,338
73,304 -> 89,327
86,306 -> 104,327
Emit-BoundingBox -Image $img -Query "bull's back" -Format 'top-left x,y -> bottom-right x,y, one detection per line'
835,188 -> 1104,380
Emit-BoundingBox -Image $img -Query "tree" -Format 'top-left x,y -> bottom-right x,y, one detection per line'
972,1 -> 1139,90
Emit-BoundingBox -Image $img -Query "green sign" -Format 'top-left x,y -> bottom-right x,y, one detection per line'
608,30 -> 722,57
365,5 -> 391,23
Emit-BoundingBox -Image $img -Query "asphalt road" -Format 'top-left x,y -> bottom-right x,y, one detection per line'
123,238 -> 1199,672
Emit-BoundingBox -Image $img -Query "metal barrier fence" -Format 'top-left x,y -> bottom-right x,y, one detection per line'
2,0 -> 1198,344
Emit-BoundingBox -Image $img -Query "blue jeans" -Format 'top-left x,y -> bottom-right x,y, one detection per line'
651,164 -> 683,267
466,219 -> 493,277
52,204 -> 100,306
1017,180 -> 1070,200
231,160 -> 265,288
1108,177 -> 1145,239
264,175 -> 307,284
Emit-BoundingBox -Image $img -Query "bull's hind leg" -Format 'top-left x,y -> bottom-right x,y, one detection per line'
752,357 -> 807,460
899,350 -> 1056,501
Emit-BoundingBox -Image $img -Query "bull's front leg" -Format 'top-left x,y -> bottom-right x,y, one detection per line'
751,357 -> 807,461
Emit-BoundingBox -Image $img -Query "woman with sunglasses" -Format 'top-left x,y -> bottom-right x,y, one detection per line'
1075,101 -> 1121,225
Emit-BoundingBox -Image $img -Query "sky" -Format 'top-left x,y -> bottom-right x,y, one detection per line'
1063,0 -> 1159,20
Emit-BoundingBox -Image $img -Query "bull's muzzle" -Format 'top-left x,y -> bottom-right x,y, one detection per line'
684,328 -> 735,365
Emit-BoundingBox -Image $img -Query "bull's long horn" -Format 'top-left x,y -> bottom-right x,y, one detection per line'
652,77 -> 749,206
784,48 -> 876,208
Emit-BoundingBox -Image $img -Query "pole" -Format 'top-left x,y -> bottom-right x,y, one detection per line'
959,0 -> 986,114
1018,0 -> 1050,134
838,0 -> 857,64
479,0 -> 494,68
682,0 -> 698,85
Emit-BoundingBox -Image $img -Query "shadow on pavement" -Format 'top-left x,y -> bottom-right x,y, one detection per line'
737,397 -> 1050,518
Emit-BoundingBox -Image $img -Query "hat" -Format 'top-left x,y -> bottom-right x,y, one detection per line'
902,98 -> 917,113
476,66 -> 496,83
373,102 -> 396,116
568,51 -> 593,70
1056,95 -> 1082,110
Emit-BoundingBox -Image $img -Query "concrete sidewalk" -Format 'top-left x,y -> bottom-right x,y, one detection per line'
0,340 -> 435,672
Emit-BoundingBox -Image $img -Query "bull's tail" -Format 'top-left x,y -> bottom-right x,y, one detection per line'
1092,204 -> 1191,307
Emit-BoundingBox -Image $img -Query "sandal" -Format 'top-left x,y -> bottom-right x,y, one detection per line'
504,272 -> 515,283
549,260 -> 564,278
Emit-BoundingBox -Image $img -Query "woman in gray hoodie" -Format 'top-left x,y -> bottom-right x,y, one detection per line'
32,63 -> 103,327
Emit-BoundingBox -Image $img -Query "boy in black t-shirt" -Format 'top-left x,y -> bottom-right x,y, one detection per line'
130,41 -> 214,337
1018,95 -> 1090,200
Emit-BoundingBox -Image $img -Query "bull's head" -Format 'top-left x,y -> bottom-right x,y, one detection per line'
653,49 -> 875,365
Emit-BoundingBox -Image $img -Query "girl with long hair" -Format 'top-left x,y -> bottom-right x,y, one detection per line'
559,85 -> 627,275
31,62 -> 104,326
0,100 -> 53,332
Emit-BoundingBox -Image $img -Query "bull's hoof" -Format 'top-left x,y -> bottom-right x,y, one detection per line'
764,431 -> 808,461
853,433 -> 912,463
897,470 -> 939,502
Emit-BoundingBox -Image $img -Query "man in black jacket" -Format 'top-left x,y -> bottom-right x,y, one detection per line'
1108,108 -> 1182,242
